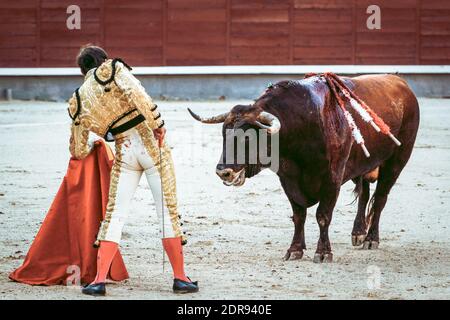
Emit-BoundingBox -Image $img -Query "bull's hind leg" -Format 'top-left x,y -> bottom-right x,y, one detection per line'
351,168 -> 379,246
313,185 -> 340,263
363,148 -> 414,250
352,178 -> 370,246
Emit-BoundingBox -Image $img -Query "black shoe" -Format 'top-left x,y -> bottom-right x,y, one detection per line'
82,283 -> 106,296
173,278 -> 199,294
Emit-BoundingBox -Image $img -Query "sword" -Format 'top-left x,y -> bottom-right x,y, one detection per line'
158,136 -> 165,273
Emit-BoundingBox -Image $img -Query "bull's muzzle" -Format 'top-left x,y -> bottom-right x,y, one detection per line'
216,167 -> 246,187
216,168 -> 234,179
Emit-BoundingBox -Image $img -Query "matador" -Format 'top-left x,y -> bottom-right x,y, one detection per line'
68,45 -> 198,295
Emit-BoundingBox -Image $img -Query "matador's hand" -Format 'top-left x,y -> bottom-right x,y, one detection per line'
153,127 -> 166,147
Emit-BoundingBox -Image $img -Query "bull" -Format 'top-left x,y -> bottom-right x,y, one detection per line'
188,74 -> 419,263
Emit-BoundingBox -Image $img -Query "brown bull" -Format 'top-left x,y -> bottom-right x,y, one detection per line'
188,74 -> 420,263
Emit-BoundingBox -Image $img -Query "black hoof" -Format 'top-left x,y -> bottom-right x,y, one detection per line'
313,252 -> 333,263
283,250 -> 304,261
81,283 -> 106,296
362,240 -> 379,250
352,234 -> 366,246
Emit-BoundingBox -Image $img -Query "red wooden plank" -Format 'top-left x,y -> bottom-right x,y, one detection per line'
294,21 -> 352,35
167,58 -> 226,65
230,46 -> 290,65
0,36 -> 37,48
356,45 -> 416,58
40,8 -> 100,22
166,44 -> 226,60
167,24 -> 227,45
231,9 -> 289,23
421,35 -> 450,47
355,22 -> 416,33
231,22 -> 290,36
168,8 -> 226,22
294,46 -> 353,59
0,0 -> 38,9
0,47 -> 38,61
41,0 -> 101,9
0,9 -> 36,23
293,8 -> 352,22
40,21 -> 101,35
0,59 -> 37,67
0,23 -> 37,36
168,0 -> 226,9
294,58 -> 352,65
230,35 -> 290,47
420,58 -> 450,64
231,0 -> 290,10
421,21 -> 450,35
420,46 -> 450,59
357,0 -> 417,9
421,9 -> 450,19
355,8 -> 416,23
421,0 -> 450,9
293,0 -> 352,9
104,46 -> 163,66
356,32 -> 416,45
356,57 -> 416,64
104,0 -> 163,9
41,46 -> 98,67
103,40 -> 163,50
40,25 -> 101,50
295,34 -> 353,46
104,23 -> 163,38
104,8 -> 162,23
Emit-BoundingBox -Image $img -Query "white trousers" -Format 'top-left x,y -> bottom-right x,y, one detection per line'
102,129 -> 176,243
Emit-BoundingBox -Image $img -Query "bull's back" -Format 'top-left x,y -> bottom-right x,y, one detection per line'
351,74 -> 418,123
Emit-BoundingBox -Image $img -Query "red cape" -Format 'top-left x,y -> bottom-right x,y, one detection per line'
9,141 -> 129,285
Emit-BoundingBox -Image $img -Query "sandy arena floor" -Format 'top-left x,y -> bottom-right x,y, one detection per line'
0,99 -> 449,300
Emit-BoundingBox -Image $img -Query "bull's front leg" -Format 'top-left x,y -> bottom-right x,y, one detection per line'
283,203 -> 306,261
279,171 -> 309,261
313,185 -> 340,263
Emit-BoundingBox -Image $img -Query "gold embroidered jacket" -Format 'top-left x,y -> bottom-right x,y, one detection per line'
68,59 -> 185,242
68,58 -> 164,159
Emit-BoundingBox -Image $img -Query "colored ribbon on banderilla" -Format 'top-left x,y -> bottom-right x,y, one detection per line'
308,72 -> 401,158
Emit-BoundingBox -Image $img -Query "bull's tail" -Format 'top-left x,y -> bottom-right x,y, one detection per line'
349,176 -> 363,205
365,193 -> 376,231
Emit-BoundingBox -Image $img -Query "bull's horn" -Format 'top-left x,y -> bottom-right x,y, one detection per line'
255,111 -> 281,134
187,108 -> 229,124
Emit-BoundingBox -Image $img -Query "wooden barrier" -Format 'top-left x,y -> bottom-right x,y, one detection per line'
0,0 -> 449,67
